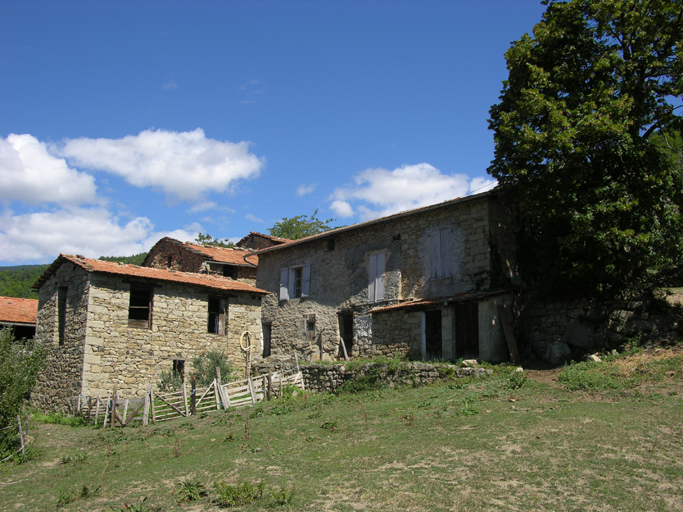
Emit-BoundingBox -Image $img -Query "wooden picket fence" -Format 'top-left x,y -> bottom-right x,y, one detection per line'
76,368 -> 305,427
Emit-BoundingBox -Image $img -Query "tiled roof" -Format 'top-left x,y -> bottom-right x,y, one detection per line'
255,190 -> 495,255
183,243 -> 258,266
236,232 -> 291,247
0,296 -> 38,325
33,255 -> 268,294
369,290 -> 509,314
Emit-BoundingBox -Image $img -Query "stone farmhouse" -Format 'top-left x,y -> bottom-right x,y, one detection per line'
142,237 -> 260,284
255,190 -> 518,362
31,254 -> 267,412
235,231 -> 291,251
0,296 -> 37,340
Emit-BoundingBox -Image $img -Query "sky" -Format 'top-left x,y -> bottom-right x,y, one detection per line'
0,0 -> 548,266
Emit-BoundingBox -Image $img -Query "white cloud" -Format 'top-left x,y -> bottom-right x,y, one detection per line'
297,183 -> 317,196
188,201 -> 218,213
245,213 -> 264,223
0,207 -> 199,264
330,163 -> 488,220
469,176 -> 498,194
0,134 -> 97,205
330,200 -> 354,218
163,79 -> 178,90
55,128 -> 265,201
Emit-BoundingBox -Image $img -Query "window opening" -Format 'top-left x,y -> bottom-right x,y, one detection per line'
305,314 -> 316,342
293,267 -> 303,298
262,323 -> 272,357
128,285 -> 152,329
173,359 -> 185,378
208,297 -> 227,335
58,286 -> 67,345
223,266 -> 237,279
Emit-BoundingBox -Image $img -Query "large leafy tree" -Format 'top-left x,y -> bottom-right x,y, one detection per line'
268,210 -> 336,240
488,0 -> 683,297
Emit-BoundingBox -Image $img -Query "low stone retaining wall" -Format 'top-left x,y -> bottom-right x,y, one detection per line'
253,360 -> 491,394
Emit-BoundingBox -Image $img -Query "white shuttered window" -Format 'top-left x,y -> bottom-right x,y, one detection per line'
279,264 -> 310,300
368,252 -> 386,303
430,229 -> 453,279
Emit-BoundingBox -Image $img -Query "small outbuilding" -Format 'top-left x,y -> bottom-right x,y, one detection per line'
0,296 -> 37,340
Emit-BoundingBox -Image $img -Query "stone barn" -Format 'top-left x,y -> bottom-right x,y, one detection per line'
31,254 -> 267,412
256,191 -> 519,362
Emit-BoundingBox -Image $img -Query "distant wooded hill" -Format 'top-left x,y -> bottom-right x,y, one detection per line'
0,252 -> 148,298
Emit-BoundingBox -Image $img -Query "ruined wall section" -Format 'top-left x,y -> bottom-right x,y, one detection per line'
32,263 -> 91,413
82,273 -> 262,398
145,240 -> 205,272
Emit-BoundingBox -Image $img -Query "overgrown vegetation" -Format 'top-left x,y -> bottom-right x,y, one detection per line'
158,350 -> 235,392
268,209 -> 336,240
2,346 -> 682,511
0,328 -> 44,458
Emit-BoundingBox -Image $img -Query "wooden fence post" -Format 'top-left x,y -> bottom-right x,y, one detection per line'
16,416 -> 24,455
142,386 -> 151,426
191,376 -> 197,415
182,381 -> 189,417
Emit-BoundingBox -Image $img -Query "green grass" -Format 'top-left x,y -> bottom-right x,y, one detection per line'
1,349 -> 682,511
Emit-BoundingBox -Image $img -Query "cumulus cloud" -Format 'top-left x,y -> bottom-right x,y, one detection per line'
55,128 -> 264,201
329,163 -> 494,221
245,213 -> 264,223
0,207 -> 199,264
330,200 -> 354,218
469,176 -> 498,194
0,134 -> 97,205
297,183 -> 317,196
188,201 -> 218,213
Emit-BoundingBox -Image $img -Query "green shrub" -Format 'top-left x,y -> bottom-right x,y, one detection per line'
158,350 -> 235,392
214,480 -> 264,508
557,361 -> 621,391
0,328 -> 44,456
176,480 -> 208,502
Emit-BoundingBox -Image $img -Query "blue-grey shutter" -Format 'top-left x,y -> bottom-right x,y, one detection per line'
301,264 -> 311,297
279,268 -> 289,301
441,229 -> 452,278
375,252 -> 385,302
368,254 -> 377,302
430,232 -> 441,279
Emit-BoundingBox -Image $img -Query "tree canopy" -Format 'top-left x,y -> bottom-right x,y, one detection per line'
488,0 -> 683,297
268,210 -> 336,240
194,233 -> 234,248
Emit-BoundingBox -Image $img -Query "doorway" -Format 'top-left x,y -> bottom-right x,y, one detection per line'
338,313 -> 354,357
455,302 -> 479,358
424,310 -> 442,360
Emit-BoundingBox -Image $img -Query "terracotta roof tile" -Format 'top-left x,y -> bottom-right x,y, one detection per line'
183,243 -> 258,266
33,255 -> 268,294
369,290 -> 509,314
0,296 -> 38,325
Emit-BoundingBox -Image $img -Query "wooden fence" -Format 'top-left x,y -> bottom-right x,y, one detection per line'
76,369 -> 305,427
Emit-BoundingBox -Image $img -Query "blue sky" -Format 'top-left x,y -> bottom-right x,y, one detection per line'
0,0 -> 547,266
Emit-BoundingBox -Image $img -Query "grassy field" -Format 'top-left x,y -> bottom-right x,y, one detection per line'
1,346 -> 682,512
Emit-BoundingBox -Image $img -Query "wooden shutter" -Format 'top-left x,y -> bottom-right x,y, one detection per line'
441,229 -> 452,278
279,268 -> 289,301
218,298 -> 228,335
375,252 -> 385,302
430,231 -> 442,279
368,254 -> 377,302
301,264 -> 311,297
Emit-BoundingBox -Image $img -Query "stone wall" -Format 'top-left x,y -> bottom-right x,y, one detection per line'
32,264 -> 91,412
146,240 -> 205,272
253,361 -> 491,394
257,193 -> 515,363
32,262 -> 263,412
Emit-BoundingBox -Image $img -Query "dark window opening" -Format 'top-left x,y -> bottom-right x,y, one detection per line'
208,297 -> 227,335
58,286 -> 67,345
262,323 -> 271,357
339,313 -> 354,357
327,238 -> 335,251
223,266 -> 237,279
173,359 -> 185,378
167,256 -> 173,268
455,302 -> 479,358
305,314 -> 316,342
128,285 -> 152,329
424,310 -> 442,360
293,267 -> 303,299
